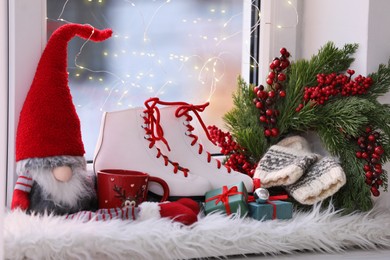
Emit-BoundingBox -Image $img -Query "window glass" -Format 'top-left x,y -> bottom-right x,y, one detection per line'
47,0 -> 246,160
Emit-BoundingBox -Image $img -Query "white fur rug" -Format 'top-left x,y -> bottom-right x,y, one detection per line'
4,203 -> 390,260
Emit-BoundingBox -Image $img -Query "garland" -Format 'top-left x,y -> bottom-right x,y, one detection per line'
210,42 -> 390,213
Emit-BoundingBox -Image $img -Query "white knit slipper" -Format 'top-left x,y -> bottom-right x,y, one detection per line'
284,157 -> 347,205
253,136 -> 319,188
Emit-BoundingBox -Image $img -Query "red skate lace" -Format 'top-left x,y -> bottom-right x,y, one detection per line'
144,97 -> 231,173
142,102 -> 189,177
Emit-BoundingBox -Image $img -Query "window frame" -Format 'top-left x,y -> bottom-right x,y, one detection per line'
7,0 -> 47,207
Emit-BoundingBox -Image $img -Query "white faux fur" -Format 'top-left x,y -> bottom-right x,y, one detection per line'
4,202 -> 390,260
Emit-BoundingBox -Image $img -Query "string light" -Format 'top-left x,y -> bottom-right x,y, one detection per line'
48,0 -> 300,159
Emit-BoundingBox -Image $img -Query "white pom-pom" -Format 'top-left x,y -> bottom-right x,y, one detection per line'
138,202 -> 161,221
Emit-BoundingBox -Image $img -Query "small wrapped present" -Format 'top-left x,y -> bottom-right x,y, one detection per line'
204,182 -> 248,216
248,200 -> 293,221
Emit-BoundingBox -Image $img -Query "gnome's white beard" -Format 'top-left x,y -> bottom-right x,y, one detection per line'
17,156 -> 95,208
32,166 -> 92,208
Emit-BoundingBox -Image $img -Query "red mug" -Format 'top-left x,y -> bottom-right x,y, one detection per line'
97,169 -> 169,209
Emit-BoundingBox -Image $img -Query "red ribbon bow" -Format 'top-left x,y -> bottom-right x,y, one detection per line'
206,185 -> 243,215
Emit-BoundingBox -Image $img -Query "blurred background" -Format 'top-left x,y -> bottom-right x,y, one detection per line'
47,0 -> 246,160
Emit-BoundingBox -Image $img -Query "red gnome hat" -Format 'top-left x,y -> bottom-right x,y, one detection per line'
16,24 -> 113,161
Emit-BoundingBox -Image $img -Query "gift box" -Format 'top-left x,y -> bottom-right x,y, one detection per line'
204,182 -> 248,216
248,200 -> 292,221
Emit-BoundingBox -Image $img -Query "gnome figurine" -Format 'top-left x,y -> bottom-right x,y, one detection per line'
10,23 -> 113,215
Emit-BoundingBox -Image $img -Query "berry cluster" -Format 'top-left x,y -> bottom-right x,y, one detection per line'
296,69 -> 373,111
208,125 -> 256,177
253,48 -> 291,138
355,127 -> 385,197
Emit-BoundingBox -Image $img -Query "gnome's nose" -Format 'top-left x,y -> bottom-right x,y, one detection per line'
52,166 -> 73,182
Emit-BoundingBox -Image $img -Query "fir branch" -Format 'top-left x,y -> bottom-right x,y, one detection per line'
365,60 -> 390,100
313,97 -> 374,137
277,42 -> 359,136
307,42 -> 358,75
223,77 -> 268,161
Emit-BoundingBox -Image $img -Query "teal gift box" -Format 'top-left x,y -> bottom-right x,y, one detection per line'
248,200 -> 292,221
204,182 -> 248,216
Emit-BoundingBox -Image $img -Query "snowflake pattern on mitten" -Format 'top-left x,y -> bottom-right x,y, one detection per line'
285,157 -> 346,205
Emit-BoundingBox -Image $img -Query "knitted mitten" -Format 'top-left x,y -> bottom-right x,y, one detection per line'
253,136 -> 319,188
284,157 -> 347,205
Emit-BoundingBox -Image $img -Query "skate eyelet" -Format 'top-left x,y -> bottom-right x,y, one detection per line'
185,131 -> 191,136
183,121 -> 190,126
141,124 -> 148,129
140,112 -> 147,118
144,135 -> 151,139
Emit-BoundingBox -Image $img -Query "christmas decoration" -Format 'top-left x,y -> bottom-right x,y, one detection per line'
248,200 -> 293,221
253,136 -> 319,188
253,47 -> 291,138
204,182 -> 248,216
65,198 -> 200,225
354,127 -> 386,196
93,103 -> 212,198
11,23 -> 113,214
208,125 -> 257,177
10,23 -> 200,226
140,97 -> 254,192
221,42 -> 390,212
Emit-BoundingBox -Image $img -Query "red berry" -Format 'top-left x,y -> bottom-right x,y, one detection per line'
271,128 -> 279,137
278,73 -> 286,82
264,129 -> 272,137
279,90 -> 286,97
371,186 -> 380,197
280,60 -> 290,70
365,171 -> 373,179
374,146 -> 384,155
368,134 -> 376,142
268,71 -> 276,79
363,164 -> 371,172
356,151 -> 362,158
268,91 -> 275,98
272,59 -> 281,67
266,78 -> 273,85
259,115 -> 267,122
255,102 -> 263,109
280,47 -> 287,55
265,109 -> 273,116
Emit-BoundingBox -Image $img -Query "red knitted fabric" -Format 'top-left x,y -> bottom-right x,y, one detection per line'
16,24 -> 112,161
